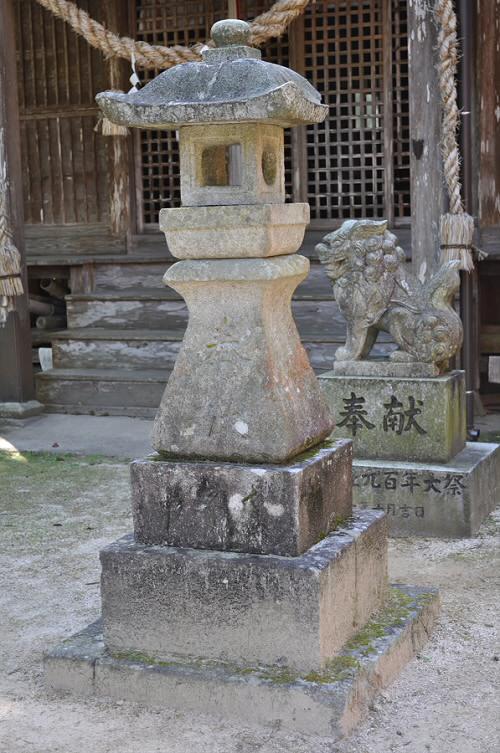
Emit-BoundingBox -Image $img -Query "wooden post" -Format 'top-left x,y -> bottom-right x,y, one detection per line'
288,14 -> 308,204
104,1 -> 132,244
408,0 -> 444,280
382,0 -> 394,227
0,0 -> 36,408
477,0 -> 500,227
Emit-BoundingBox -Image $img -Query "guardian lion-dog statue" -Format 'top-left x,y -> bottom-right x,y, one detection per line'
316,219 -> 463,373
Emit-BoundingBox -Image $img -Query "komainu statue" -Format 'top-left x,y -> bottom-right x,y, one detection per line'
316,219 -> 463,373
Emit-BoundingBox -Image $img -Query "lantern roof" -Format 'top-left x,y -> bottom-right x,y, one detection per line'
96,19 -> 328,130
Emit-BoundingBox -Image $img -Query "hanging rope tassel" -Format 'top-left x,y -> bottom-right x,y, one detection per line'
439,212 -> 475,272
435,0 -> 475,272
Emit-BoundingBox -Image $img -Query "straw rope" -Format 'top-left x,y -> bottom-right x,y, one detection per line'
435,0 -> 463,216
33,0 -> 311,70
435,0 -> 475,271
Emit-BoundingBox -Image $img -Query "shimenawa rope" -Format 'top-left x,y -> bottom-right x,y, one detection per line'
33,0 -> 311,70
435,0 -> 475,271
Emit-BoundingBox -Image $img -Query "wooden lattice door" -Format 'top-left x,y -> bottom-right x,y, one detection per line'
133,0 -> 410,232
298,0 -> 410,227
15,0 -> 116,255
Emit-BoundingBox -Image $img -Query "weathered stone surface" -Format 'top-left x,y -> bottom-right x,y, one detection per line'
161,203 -> 309,258
353,441 -> 500,537
320,370 -> 466,463
100,509 -> 387,672
0,400 -> 43,418
152,255 -> 334,463
96,22 -> 327,131
45,585 -> 440,738
178,124 -> 286,207
316,219 -> 463,373
131,440 -> 352,555
333,360 -> 439,378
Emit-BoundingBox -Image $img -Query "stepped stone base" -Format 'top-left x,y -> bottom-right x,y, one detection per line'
45,585 -> 439,738
131,440 -> 352,555
353,442 -> 500,537
100,509 -> 387,672
319,370 -> 466,463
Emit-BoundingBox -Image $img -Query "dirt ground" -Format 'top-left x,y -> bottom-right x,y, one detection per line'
1,450 -> 499,753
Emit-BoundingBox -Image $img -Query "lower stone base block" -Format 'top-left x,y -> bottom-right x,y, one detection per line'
353,442 -> 500,537
100,509 -> 387,671
45,585 -> 439,738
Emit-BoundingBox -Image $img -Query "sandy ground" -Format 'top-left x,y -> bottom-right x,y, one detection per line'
1,450 -> 499,753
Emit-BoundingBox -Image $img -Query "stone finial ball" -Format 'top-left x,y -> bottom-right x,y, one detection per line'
211,19 -> 251,48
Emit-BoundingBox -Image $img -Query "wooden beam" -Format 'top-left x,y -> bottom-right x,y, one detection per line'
408,0 -> 444,280
0,0 -> 35,403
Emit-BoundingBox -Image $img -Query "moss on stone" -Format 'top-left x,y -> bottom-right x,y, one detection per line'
344,587 -> 415,656
111,650 -> 175,667
291,438 -> 337,464
240,489 -> 257,504
304,655 -> 360,683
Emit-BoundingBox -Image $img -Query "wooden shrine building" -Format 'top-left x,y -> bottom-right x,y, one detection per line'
1,0 -> 500,419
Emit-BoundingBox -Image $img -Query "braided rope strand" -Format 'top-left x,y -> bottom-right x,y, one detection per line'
435,0 -> 463,216
34,0 -> 311,70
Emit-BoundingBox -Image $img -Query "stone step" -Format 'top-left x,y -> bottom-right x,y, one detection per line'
35,367 -> 168,417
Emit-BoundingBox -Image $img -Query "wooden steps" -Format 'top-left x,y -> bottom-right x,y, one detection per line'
36,367 -> 168,418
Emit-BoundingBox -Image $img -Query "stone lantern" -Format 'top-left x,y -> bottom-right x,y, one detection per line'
97,18 -> 333,463
46,21 -> 438,737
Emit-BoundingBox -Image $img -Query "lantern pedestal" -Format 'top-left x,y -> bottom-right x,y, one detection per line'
151,254 -> 332,463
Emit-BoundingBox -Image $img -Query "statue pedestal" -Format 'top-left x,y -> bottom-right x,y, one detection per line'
320,366 -> 499,536
320,370 -> 466,463
352,443 -> 500,537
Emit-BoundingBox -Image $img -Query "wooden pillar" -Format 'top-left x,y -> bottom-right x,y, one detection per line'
408,0 -> 444,280
104,1 -> 132,244
477,0 -> 500,227
0,0 -> 35,405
